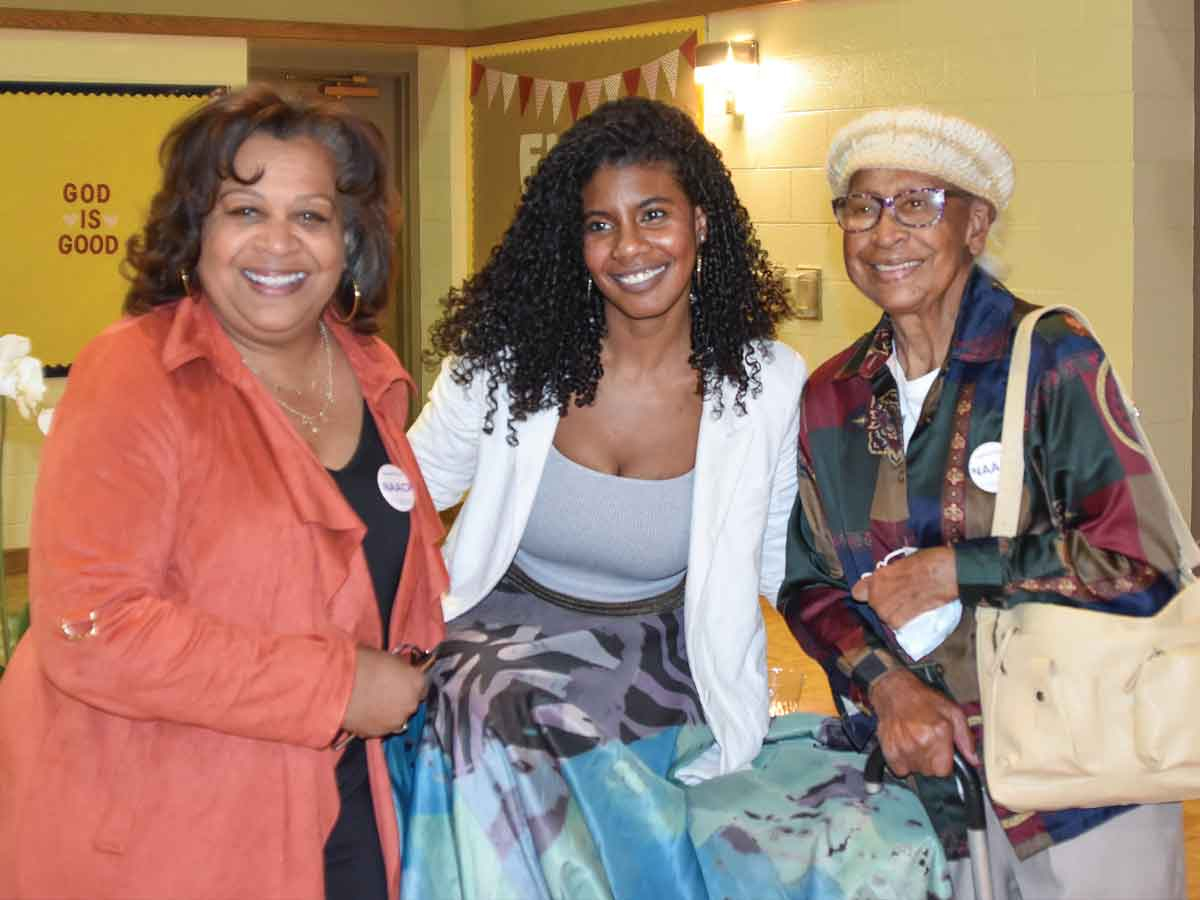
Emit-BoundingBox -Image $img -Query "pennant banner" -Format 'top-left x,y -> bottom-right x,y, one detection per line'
603,73 -> 622,103
470,61 -> 486,99
680,32 -> 698,69
468,26 -> 701,272
622,66 -> 641,99
485,68 -> 501,107
549,80 -> 567,124
533,78 -> 550,119
568,81 -> 586,121
661,49 -> 680,98
585,78 -> 603,112
500,72 -> 517,112
470,32 -> 697,123
641,60 -> 659,99
518,74 -> 534,115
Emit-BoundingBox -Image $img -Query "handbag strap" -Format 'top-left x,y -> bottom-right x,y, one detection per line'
992,304 -> 1200,580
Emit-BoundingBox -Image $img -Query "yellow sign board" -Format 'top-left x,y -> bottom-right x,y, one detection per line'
0,86 -> 211,367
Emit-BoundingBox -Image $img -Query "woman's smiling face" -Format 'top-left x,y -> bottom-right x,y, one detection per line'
842,167 -> 992,319
581,161 -> 707,331
197,133 -> 345,351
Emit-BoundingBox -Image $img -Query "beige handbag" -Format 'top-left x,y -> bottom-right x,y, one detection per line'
976,304 -> 1200,812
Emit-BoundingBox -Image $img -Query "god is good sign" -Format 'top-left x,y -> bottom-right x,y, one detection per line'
59,182 -> 120,257
0,84 -> 210,366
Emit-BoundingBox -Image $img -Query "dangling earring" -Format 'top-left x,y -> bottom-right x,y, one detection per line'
586,275 -> 602,326
333,279 -> 361,324
694,237 -> 705,290
179,269 -> 192,297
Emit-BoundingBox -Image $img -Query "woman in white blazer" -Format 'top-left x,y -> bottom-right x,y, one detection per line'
391,99 -> 953,900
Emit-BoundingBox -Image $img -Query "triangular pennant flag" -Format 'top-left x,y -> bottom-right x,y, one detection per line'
680,32 -> 698,69
585,78 -> 603,111
660,49 -> 680,97
500,72 -> 517,112
568,81 -> 585,120
622,67 -> 640,97
533,78 -> 550,119
549,80 -> 567,123
518,74 -> 534,115
470,61 -> 486,99
641,59 -> 659,99
485,68 -> 501,107
603,73 -> 621,102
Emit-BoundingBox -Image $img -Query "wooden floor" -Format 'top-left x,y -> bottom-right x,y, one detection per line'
3,576 -> 1194,895
760,599 -> 1199,900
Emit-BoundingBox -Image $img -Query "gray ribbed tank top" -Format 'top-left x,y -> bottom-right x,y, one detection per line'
512,445 -> 693,602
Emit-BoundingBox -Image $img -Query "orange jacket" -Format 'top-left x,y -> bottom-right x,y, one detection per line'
0,297 -> 447,899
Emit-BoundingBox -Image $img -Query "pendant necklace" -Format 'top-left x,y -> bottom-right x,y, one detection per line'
243,321 -> 335,435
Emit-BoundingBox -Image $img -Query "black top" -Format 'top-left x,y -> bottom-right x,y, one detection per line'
326,402 -> 411,792
327,401 -> 411,639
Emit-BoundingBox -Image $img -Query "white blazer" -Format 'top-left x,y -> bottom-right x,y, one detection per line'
407,340 -> 807,775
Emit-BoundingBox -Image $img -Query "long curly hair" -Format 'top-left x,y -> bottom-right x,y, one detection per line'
430,97 -> 792,443
123,84 -> 394,334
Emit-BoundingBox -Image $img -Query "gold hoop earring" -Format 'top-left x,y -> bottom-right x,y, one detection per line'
333,280 -> 361,324
180,269 -> 192,297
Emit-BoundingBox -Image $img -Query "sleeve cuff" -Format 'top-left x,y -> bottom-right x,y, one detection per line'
953,537 -> 1008,606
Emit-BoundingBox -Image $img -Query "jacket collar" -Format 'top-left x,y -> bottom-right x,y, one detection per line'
834,266 -> 1018,382
160,295 -> 414,400
159,296 -> 415,534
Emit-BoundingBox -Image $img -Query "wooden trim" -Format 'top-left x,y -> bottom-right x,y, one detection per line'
0,1 -> 790,48
4,548 -> 28,576
0,9 -> 470,46
467,0 -> 788,46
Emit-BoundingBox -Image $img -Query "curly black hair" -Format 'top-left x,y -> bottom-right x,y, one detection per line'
430,96 -> 792,443
123,83 -> 394,334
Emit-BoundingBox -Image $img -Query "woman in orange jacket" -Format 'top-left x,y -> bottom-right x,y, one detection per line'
0,85 -> 447,900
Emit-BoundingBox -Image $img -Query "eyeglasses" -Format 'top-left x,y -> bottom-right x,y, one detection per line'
831,187 -> 972,233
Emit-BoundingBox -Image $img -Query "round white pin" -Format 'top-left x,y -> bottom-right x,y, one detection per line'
967,441 -> 1003,494
377,463 -> 415,512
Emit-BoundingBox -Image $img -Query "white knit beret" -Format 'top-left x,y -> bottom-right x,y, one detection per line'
826,108 -> 1014,212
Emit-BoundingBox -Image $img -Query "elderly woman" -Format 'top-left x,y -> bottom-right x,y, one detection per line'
394,97 -> 953,900
780,107 -> 1187,899
0,86 -> 447,900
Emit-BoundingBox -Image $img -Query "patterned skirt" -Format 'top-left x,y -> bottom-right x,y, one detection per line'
387,572 -> 950,900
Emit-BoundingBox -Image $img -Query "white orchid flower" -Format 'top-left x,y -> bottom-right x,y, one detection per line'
0,333 -> 51,423
0,334 -> 32,369
11,356 -> 46,419
37,407 -> 54,435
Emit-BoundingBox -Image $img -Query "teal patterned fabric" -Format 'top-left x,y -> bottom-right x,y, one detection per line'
390,713 -> 950,899
387,582 -> 950,900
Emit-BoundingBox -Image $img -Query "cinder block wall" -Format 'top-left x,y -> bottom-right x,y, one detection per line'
706,0 -> 1194,516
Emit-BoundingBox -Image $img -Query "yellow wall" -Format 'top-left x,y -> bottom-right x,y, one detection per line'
463,0 -> 657,29
415,45 -> 469,399
0,0 -> 469,30
0,27 -> 246,82
1131,1 -> 1195,521
706,0 -> 1194,514
1,0 -> 660,30
0,29 -> 247,549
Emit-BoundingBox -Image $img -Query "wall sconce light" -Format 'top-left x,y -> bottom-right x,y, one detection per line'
774,265 -> 822,320
694,39 -> 759,116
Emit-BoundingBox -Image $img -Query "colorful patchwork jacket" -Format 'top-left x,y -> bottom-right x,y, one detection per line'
778,266 -> 1181,859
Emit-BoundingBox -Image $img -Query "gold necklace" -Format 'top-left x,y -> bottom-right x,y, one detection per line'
244,321 -> 335,435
